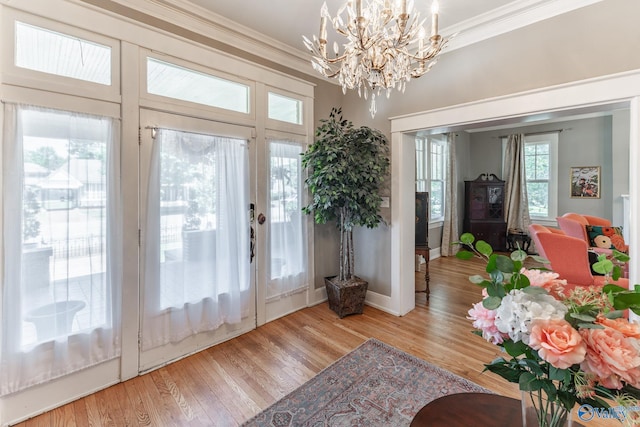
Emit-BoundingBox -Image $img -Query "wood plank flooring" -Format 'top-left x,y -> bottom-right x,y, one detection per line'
15,256 -> 618,426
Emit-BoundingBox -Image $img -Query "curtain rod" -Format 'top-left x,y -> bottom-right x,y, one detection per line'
497,129 -> 564,139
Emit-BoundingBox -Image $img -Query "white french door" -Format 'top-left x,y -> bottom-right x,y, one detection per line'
139,109 -> 256,371
259,136 -> 309,323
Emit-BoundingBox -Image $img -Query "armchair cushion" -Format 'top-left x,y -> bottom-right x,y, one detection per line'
585,225 -> 628,253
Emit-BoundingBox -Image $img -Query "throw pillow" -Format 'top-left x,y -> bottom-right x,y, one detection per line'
585,225 -> 628,253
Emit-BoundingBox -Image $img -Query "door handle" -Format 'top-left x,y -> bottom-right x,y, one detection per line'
257,213 -> 266,225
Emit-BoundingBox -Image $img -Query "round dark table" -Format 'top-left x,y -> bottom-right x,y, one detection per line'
410,393 -> 585,427
410,393 -> 520,427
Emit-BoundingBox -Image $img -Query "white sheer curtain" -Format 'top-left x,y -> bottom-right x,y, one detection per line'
142,129 -> 249,350
440,133 -> 459,256
503,133 -> 531,231
267,140 -> 307,300
1,103 -> 121,395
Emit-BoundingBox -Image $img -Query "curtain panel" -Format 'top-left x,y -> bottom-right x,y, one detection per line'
503,133 -> 531,232
141,129 -> 250,351
266,139 -> 308,301
440,133 -> 459,256
1,103 -> 122,395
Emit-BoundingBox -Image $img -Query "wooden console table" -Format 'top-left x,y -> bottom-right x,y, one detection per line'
415,245 -> 430,300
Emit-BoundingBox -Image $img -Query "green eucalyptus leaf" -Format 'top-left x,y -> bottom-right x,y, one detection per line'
592,259 -> 614,275
510,249 -> 528,262
459,233 -> 475,246
523,286 -> 547,295
569,313 -> 596,322
612,265 -> 623,281
495,254 -> 515,273
486,281 -> 506,298
482,296 -> 502,310
469,275 -> 486,284
476,240 -> 493,257
489,270 -> 505,286
530,255 -> 549,264
456,250 -> 475,260
612,250 -> 630,263
577,323 -> 604,329
512,273 -> 530,290
604,310 -> 624,319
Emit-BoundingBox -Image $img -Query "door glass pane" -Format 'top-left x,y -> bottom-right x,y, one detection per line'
158,131 -> 218,307
16,21 -> 111,85
142,126 -> 250,352
21,109 -> 110,345
267,141 -> 306,299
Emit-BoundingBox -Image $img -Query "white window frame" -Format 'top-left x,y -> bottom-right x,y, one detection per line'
140,51 -> 256,122
1,9 -> 121,103
502,133 -> 559,221
415,135 -> 447,224
265,87 -> 307,135
525,133 -> 559,221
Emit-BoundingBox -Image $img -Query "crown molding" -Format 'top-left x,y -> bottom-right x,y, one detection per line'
445,0 -> 603,51
98,0 -> 603,80
102,0 -> 317,76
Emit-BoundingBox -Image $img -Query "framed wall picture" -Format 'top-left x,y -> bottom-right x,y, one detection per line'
570,166 -> 600,198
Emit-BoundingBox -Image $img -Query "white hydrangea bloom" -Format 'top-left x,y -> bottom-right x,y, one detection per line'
494,289 -> 568,344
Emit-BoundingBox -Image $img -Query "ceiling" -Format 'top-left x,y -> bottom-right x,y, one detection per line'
186,0 -> 515,53
154,0 -> 616,130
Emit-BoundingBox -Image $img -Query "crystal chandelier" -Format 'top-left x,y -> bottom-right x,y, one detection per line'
303,0 -> 451,117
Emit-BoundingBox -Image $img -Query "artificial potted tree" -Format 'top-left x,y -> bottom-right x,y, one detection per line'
302,108 -> 390,317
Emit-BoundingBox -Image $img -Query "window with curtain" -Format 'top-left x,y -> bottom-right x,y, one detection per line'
267,140 -> 307,300
1,104 -> 121,395
415,135 -> 447,222
523,133 -> 559,220
142,128 -> 250,350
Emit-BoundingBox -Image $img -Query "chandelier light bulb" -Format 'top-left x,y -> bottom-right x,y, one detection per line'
304,0 -> 452,117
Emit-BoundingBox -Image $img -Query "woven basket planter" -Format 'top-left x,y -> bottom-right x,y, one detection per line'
325,276 -> 368,318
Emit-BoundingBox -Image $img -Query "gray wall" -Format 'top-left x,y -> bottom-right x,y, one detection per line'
336,0 -> 639,298
97,0 -> 640,298
466,114 -> 630,223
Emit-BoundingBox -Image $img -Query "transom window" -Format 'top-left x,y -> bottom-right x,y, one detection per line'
15,21 -> 112,85
268,92 -> 303,125
146,57 -> 250,114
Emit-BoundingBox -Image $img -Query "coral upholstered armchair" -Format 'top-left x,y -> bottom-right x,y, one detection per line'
556,212 -> 629,277
528,224 -> 629,289
556,213 -> 611,249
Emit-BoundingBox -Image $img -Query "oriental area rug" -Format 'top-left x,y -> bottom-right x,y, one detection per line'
241,338 -> 491,427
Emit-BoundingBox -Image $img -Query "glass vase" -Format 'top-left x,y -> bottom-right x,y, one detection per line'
521,390 -> 572,427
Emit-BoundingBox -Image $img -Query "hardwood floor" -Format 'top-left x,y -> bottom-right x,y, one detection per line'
16,256 -> 617,426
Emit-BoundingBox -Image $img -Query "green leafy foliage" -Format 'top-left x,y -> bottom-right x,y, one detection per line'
301,108 -> 390,281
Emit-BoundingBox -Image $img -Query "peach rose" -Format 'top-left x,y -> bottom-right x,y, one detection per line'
528,319 -> 586,369
521,268 -> 568,300
596,316 -> 640,338
580,327 -> 640,389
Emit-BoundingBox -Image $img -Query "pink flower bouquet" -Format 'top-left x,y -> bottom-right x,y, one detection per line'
457,233 -> 640,426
